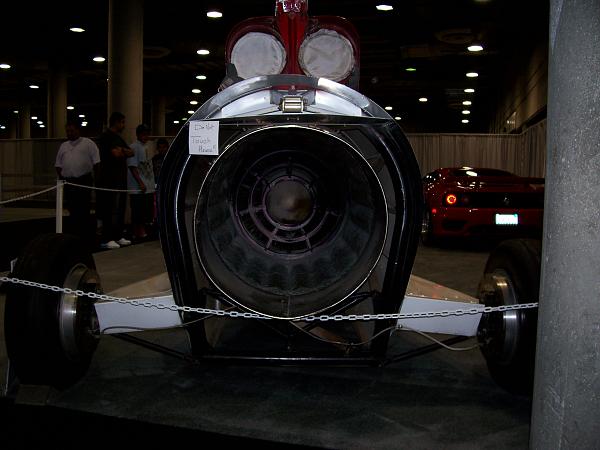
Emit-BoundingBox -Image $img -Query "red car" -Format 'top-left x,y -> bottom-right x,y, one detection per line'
421,167 -> 544,243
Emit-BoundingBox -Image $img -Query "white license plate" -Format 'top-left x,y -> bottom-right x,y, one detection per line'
495,213 -> 519,225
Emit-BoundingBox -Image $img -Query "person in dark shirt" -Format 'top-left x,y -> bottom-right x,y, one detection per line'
96,112 -> 135,249
152,137 -> 169,184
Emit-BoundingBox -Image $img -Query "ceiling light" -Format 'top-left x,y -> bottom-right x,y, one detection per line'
81,122 -> 88,127
182,117 -> 187,121
468,45 -> 484,52
466,72 -> 479,78
462,100 -> 472,106
190,100 -> 198,105
196,75 -> 207,80
376,5 -> 394,11
462,119 -> 469,124
0,63 -> 11,69
462,110 -> 471,115
13,110 -> 18,114
0,126 -> 5,130
70,27 -> 85,33
67,105 -> 75,110
419,97 -> 428,102
192,89 -> 201,94
394,116 -> 402,121
464,88 -> 475,93
29,85 -> 39,89
197,49 -> 210,55
78,114 -> 85,118
385,106 -> 393,111
173,120 -> 180,124
40,124 -> 46,128
187,110 -> 195,114
93,56 -> 106,62
405,67 -> 417,72
36,120 -> 43,124
31,116 -> 38,120
206,11 -> 222,18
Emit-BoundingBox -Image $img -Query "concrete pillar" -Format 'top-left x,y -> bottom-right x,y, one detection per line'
107,0 -> 144,143
47,67 -> 68,138
19,104 -> 30,139
151,95 -> 166,136
530,1 -> 600,448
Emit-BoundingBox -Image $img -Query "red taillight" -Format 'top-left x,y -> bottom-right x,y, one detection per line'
445,194 -> 457,205
431,208 -> 437,215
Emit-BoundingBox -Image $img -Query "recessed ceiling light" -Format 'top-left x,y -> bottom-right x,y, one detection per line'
394,116 -> 402,121
78,114 -> 85,118
192,89 -> 201,94
81,122 -> 88,126
0,63 -> 11,69
385,106 -> 393,111
462,119 -> 469,124
376,5 -> 394,11
0,126 -> 5,130
405,67 -> 417,72
462,110 -> 471,115
36,120 -> 43,124
464,88 -> 475,93
206,11 -> 222,18
462,100 -> 472,106
468,45 -> 484,52
31,116 -> 38,120
466,72 -> 479,78
67,105 -> 75,110
13,110 -> 18,114
173,120 -> 180,124
182,117 -> 188,121
70,27 -> 85,33
40,124 -> 46,128
93,56 -> 106,62
187,110 -> 195,114
190,100 -> 198,105
29,85 -> 39,89
419,97 -> 428,102
196,75 -> 207,80
197,49 -> 210,55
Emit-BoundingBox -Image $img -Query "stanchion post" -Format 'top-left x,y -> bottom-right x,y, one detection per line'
56,179 -> 64,233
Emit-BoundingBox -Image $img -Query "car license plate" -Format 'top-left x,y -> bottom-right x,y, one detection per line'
495,213 -> 519,225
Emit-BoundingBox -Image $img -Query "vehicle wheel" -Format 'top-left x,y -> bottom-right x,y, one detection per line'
4,233 -> 101,389
477,238 -> 541,394
421,209 -> 435,246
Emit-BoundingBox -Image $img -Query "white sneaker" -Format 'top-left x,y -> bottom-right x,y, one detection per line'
101,240 -> 120,249
117,237 -> 132,246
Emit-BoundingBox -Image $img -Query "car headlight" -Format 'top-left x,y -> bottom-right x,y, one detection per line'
231,32 -> 287,79
299,28 -> 355,81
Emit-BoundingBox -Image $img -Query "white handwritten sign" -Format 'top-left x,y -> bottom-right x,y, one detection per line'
188,120 -> 219,156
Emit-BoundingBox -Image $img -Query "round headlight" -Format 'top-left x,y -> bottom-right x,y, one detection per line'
299,29 -> 355,81
231,32 -> 286,79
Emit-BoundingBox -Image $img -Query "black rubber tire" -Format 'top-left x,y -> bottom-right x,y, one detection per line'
4,233 -> 99,389
478,238 -> 541,395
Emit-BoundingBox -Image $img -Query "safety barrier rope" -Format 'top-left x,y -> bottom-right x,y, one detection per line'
0,185 -> 58,205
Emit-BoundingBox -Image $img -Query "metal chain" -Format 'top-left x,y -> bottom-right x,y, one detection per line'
0,275 -> 538,322
64,181 -> 143,194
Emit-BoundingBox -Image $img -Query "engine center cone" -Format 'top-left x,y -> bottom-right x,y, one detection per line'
266,179 -> 314,225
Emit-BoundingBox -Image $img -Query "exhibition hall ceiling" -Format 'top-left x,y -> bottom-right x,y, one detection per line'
0,0 -> 548,135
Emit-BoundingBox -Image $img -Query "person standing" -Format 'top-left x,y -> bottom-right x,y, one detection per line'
96,112 -> 134,249
127,124 -> 155,241
152,137 -> 169,184
55,121 -> 100,245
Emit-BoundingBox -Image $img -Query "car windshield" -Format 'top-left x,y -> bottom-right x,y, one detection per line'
450,168 -> 514,177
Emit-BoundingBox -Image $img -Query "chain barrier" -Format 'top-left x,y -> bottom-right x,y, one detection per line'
0,275 -> 539,322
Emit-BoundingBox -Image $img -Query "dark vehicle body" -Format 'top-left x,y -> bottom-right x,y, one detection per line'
422,167 -> 544,241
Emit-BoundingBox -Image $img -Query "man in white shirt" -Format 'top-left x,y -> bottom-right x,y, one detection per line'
55,121 -> 100,245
